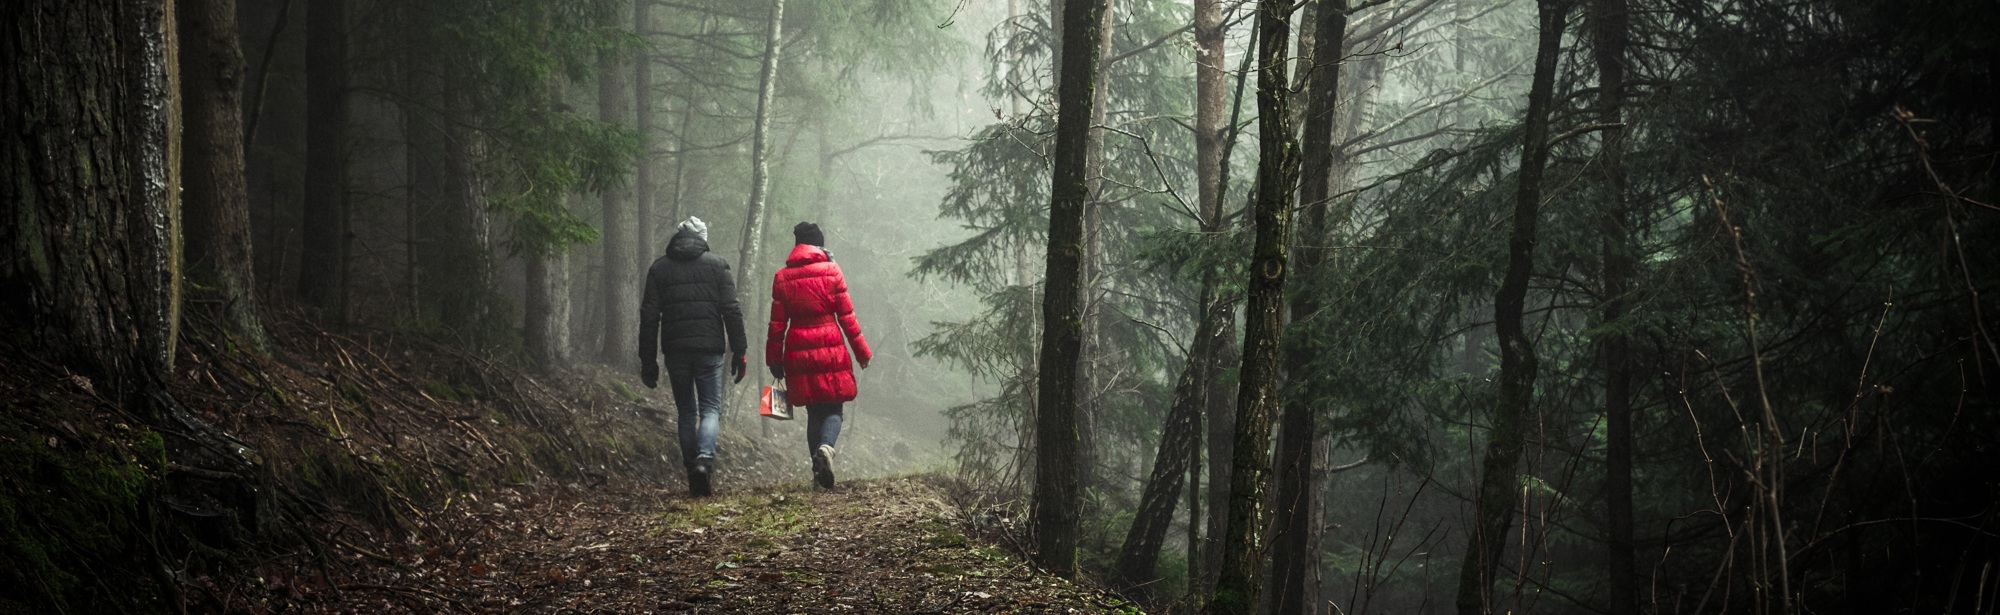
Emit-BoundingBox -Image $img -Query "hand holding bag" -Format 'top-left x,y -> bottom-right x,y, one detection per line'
759,385 -> 794,420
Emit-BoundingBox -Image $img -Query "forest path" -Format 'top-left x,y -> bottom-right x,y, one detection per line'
238,476 -> 1138,614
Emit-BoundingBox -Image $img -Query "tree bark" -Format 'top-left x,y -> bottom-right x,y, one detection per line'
2,0 -> 181,397
1076,0 -> 1116,512
1030,0 -> 1109,579
299,0 -> 348,320
1453,1 -> 1569,613
1268,2 -> 1348,612
1201,8 -> 1258,599
1111,299 -> 1227,600
633,0 -> 657,262
734,0 -> 784,292
599,0 -> 636,366
1589,0 -> 1635,610
178,0 -> 267,346
405,4 -> 491,336
525,249 -> 571,371
1208,1 -> 1303,612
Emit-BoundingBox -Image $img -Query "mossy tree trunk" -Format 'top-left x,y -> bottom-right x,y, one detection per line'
178,0 -> 267,347
1111,299 -> 1227,600
1030,0 -> 1108,580
1208,0 -> 1302,612
2,0 -> 181,398
1268,1 -> 1347,611
1454,1 -> 1570,612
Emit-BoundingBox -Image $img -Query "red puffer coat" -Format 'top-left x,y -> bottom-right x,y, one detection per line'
767,244 -> 872,405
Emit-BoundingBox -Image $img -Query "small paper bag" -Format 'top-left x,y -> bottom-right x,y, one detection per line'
760,386 -> 793,420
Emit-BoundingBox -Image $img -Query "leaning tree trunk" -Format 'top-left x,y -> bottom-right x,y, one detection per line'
1589,0 -> 1635,610
1268,1 -> 1348,612
178,0 -> 267,347
734,0 -> 784,291
598,0 -> 636,367
1030,0 -> 1109,580
1454,1 -> 1569,613
300,0 -> 348,320
1208,1 -> 1302,612
2,0 -> 181,398
1112,301 -> 1227,600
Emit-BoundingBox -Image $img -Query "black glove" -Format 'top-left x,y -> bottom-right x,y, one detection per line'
731,353 -> 748,383
768,362 -> 786,380
641,361 -> 659,389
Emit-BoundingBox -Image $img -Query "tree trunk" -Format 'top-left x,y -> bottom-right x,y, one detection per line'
1112,299 -> 1228,599
2,0 -> 181,398
735,0 -> 784,292
1076,0 -> 1116,512
1030,0 -> 1109,579
599,0 -> 636,366
300,0 -> 348,320
1208,1 -> 1302,612
1203,319 -> 1240,593
179,0 -> 266,346
633,0 -> 657,262
525,249 -> 571,371
1268,2 -> 1348,612
668,98 -> 695,226
1201,8 -> 1258,599
1454,1 -> 1568,613
405,4 -> 491,336
1589,0 -> 1635,610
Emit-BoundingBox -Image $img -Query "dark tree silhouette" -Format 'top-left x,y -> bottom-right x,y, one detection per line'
1269,1 -> 1349,611
179,0 -> 267,345
1454,0 -> 1571,612
299,0 -> 348,319
1209,0 -> 1303,611
1030,0 -> 1109,579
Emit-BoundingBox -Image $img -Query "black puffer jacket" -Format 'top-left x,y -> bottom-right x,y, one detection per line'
638,229 -> 747,361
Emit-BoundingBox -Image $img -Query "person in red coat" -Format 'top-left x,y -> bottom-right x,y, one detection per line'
766,222 -> 871,489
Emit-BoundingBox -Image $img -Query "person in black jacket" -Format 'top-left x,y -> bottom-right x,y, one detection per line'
638,217 -> 747,496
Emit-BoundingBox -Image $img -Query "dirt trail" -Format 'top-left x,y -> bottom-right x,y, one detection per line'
215,476 -> 1138,614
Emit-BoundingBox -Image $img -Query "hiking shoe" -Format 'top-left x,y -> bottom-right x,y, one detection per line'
811,445 -> 836,489
689,458 -> 714,497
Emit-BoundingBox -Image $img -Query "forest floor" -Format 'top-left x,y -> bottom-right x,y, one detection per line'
203,475 -> 1139,614
0,313 -> 1138,613
101,315 -> 1141,614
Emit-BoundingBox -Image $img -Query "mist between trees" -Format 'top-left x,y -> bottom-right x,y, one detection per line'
3,0 -> 1996,613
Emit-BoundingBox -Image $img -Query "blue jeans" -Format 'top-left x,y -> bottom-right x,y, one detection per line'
806,403 -> 843,451
664,352 -> 725,467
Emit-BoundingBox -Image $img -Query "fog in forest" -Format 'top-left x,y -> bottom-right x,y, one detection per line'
4,0 -> 1996,612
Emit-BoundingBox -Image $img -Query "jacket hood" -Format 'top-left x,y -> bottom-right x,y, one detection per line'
666,229 -> 710,261
785,243 -> 829,267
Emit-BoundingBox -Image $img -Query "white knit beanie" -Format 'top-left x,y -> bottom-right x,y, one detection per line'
678,216 -> 708,241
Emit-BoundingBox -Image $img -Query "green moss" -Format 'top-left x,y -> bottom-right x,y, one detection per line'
605,379 -> 642,402
0,409 -> 163,610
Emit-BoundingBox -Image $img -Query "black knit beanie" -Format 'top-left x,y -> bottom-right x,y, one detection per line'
793,222 -> 824,247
